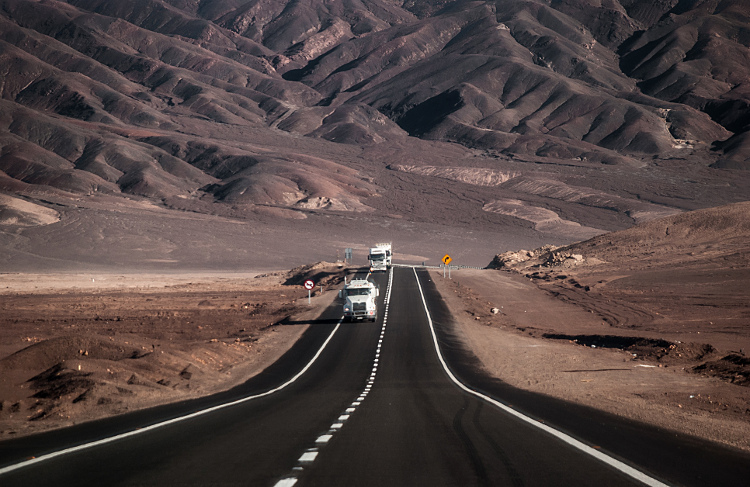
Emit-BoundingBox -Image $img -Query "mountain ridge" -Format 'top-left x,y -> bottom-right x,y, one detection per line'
1,0 -> 750,263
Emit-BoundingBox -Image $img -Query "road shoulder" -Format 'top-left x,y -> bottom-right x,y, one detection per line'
429,268 -> 750,453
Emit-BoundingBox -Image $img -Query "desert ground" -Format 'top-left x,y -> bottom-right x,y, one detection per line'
1,202 -> 749,454
0,263 -> 346,439
432,268 -> 750,453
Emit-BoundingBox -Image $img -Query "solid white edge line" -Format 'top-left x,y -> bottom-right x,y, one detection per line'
410,267 -> 670,487
0,318 -> 345,477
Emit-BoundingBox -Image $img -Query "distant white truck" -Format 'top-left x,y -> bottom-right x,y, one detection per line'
339,277 -> 379,322
368,242 -> 392,272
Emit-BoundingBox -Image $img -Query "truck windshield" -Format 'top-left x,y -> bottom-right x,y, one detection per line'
346,288 -> 371,296
371,255 -> 384,261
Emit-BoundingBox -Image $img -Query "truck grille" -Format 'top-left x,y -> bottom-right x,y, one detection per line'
353,302 -> 366,312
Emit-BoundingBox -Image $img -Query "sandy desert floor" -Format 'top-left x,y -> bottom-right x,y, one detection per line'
0,263 -> 345,439
431,268 -> 750,453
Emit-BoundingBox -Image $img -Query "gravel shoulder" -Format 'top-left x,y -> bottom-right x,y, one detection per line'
430,267 -> 750,453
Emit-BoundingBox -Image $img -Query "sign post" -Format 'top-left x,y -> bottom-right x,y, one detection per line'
304,279 -> 315,305
442,254 -> 452,278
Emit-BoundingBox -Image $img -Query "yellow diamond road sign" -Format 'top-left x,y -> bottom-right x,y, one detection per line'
442,254 -> 452,265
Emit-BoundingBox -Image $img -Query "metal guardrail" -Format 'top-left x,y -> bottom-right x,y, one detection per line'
392,263 -> 486,270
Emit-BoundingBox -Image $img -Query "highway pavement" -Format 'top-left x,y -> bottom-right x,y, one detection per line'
1,266 -> 749,486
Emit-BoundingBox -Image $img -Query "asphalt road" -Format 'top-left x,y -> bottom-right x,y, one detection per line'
1,267 -> 749,486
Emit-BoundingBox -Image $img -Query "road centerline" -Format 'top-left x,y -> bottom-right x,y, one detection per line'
274,267 -> 395,486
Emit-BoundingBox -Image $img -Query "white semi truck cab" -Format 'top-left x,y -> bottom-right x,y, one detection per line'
339,278 -> 379,322
368,242 -> 392,272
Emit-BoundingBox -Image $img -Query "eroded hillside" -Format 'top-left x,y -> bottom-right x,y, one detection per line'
1,0 -> 750,269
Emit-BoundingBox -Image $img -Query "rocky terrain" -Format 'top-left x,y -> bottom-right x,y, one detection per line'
489,200 -> 750,380
0,262 -> 347,438
441,201 -> 750,451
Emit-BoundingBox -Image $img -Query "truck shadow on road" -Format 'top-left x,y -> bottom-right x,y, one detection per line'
276,316 -> 342,326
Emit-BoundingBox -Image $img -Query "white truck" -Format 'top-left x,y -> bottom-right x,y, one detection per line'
368,242 -> 392,272
339,277 -> 379,322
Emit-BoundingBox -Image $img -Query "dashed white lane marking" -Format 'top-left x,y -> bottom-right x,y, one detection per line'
298,451 -> 318,463
411,267 -> 669,487
275,267 -> 395,486
275,478 -> 298,487
316,435 -> 333,444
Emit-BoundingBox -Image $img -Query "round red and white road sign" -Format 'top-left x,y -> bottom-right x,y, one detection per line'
303,279 -> 315,290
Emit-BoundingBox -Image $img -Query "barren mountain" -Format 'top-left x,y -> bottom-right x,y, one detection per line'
1,0 -> 750,270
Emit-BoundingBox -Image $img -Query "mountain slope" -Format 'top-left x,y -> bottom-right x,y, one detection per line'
1,0 -> 749,264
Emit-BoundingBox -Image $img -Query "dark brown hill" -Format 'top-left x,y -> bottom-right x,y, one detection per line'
1,0 -> 750,270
